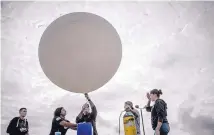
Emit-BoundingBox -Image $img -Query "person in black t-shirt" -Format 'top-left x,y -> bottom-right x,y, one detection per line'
76,93 -> 98,135
49,107 -> 77,135
6,108 -> 29,135
145,89 -> 170,135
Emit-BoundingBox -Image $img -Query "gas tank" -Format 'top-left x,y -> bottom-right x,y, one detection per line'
123,112 -> 137,135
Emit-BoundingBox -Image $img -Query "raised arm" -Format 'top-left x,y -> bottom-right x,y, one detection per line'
85,93 -> 97,119
145,92 -> 152,112
130,109 -> 140,118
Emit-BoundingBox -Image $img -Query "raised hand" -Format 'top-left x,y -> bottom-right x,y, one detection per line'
82,103 -> 89,110
146,92 -> 151,100
84,93 -> 90,100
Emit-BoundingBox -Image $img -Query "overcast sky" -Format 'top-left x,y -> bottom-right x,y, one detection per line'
1,1 -> 214,135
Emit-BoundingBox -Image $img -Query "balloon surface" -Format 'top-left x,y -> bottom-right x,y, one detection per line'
38,12 -> 122,93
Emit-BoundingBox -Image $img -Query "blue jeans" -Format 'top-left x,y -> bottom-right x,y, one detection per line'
154,123 -> 170,135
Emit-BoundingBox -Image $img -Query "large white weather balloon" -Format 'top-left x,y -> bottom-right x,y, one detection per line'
38,12 -> 122,93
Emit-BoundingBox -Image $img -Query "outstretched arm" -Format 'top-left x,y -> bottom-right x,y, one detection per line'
70,125 -> 77,130
55,117 -> 77,130
60,121 -> 77,129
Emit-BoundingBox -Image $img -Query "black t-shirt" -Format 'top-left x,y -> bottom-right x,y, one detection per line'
6,117 -> 29,135
146,99 -> 168,130
49,117 -> 69,135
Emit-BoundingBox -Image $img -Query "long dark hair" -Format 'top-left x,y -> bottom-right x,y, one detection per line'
150,89 -> 163,98
54,107 -> 63,117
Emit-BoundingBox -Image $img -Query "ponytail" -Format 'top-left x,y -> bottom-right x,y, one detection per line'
158,89 -> 163,95
150,89 -> 163,97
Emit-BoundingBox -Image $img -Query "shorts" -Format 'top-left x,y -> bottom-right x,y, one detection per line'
154,123 -> 170,135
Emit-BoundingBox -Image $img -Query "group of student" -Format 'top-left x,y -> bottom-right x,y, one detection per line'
6,89 -> 170,135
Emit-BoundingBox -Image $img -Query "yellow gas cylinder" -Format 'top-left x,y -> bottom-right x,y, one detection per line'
123,111 -> 137,135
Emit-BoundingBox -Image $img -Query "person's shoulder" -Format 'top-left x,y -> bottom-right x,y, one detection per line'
155,99 -> 167,106
156,99 -> 164,103
133,109 -> 140,114
54,117 -> 62,122
12,117 -> 19,121
133,108 -> 139,112
9,117 -> 19,123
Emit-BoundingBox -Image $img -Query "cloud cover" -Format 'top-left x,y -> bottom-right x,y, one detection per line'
1,1 -> 214,135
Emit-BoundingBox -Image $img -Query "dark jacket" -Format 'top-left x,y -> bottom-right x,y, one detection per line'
76,100 -> 98,135
146,99 -> 168,130
6,117 -> 29,135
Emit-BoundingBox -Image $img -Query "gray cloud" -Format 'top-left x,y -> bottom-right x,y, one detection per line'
179,105 -> 214,135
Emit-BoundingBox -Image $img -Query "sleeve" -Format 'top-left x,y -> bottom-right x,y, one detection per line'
76,112 -> 84,123
88,100 -> 97,119
55,117 -> 63,125
131,109 -> 140,118
6,118 -> 16,134
155,101 -> 165,122
146,106 -> 152,112
65,119 -> 70,122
